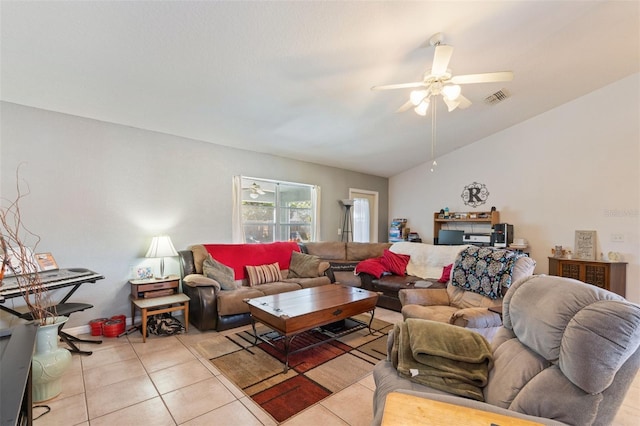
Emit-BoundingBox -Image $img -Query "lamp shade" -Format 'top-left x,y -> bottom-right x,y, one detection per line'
145,235 -> 178,258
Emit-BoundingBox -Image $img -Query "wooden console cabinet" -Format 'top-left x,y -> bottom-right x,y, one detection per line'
548,257 -> 627,297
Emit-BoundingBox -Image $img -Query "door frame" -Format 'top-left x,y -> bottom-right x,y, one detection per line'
349,188 -> 379,242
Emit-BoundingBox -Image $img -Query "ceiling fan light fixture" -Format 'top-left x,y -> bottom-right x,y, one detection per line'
249,192 -> 259,199
414,100 -> 430,116
250,182 -> 266,195
443,96 -> 460,112
410,89 -> 429,106
442,84 -> 461,101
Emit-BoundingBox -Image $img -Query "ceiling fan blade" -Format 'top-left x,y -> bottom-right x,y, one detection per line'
431,45 -> 453,76
451,71 -> 514,85
396,100 -> 414,113
371,82 -> 426,91
457,94 -> 472,109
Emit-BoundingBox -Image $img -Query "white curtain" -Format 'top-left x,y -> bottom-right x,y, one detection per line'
311,185 -> 321,241
231,175 -> 245,243
353,198 -> 370,243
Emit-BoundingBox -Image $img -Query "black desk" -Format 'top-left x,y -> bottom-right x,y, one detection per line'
1,322 -> 38,426
0,268 -> 104,317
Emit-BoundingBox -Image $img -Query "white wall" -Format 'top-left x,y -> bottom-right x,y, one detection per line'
0,103 -> 388,327
390,73 -> 640,303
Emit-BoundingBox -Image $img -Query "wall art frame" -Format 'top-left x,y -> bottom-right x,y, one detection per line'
574,230 -> 597,260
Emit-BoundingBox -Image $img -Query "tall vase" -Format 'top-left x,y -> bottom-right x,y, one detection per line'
31,316 -> 72,402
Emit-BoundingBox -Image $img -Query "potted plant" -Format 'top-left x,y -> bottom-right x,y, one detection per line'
0,170 -> 71,402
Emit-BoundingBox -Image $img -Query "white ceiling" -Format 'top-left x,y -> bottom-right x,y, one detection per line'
1,1 -> 638,177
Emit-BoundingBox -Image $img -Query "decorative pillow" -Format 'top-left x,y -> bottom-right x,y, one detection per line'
354,258 -> 386,278
246,262 -> 283,286
438,263 -> 453,283
202,255 -> 236,290
382,249 -> 410,276
451,246 -> 525,300
288,251 -> 321,278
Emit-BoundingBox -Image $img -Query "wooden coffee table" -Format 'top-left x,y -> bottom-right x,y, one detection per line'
245,285 -> 379,372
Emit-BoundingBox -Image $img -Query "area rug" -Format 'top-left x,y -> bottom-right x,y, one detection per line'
194,313 -> 393,423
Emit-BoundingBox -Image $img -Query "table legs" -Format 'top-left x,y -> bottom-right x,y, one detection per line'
124,300 -> 189,343
250,311 -> 376,373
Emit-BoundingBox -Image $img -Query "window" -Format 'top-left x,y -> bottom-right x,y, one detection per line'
239,177 -> 316,243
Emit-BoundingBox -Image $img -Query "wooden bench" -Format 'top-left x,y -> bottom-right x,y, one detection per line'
130,293 -> 190,342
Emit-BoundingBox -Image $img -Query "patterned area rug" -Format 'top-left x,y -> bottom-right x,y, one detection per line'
194,313 -> 392,423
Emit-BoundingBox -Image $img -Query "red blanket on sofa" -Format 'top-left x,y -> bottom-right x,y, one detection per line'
203,242 -> 300,280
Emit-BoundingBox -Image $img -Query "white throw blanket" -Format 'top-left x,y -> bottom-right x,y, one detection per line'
391,242 -> 469,279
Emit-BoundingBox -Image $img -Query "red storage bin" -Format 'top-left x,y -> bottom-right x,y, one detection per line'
110,315 -> 126,334
89,318 -> 109,336
102,319 -> 123,337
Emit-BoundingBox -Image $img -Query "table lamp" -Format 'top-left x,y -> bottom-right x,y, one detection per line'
145,235 -> 178,279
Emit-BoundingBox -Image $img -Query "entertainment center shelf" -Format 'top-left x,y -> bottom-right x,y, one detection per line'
433,211 -> 500,244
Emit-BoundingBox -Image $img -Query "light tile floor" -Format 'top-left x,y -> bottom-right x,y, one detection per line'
34,308 -> 639,426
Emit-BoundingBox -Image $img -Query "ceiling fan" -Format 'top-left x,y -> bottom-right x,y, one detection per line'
245,182 -> 266,199
371,33 -> 514,115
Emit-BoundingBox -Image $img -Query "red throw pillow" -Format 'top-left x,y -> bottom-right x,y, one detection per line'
438,263 -> 453,283
382,249 -> 410,276
354,258 -> 386,278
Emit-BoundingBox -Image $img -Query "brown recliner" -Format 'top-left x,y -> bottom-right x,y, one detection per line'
399,255 -> 536,341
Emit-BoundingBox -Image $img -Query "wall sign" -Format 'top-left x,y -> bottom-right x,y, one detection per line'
461,182 -> 489,207
574,230 -> 597,260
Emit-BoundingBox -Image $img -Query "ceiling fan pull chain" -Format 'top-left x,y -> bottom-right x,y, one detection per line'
430,101 -> 438,172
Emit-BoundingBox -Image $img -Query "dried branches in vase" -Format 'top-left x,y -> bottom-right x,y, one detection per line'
0,169 -> 55,323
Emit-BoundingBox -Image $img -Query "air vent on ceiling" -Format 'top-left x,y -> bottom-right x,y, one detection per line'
484,89 -> 511,105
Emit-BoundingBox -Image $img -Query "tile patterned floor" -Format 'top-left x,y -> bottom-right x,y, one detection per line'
33,308 -> 639,425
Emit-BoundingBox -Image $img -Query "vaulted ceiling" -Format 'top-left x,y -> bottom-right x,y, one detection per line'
2,1 -> 638,177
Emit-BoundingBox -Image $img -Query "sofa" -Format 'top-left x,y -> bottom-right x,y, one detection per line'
298,241 -> 391,287
178,241 -> 391,331
358,242 -> 467,311
359,242 -> 535,314
372,275 -> 640,425
179,242 -> 332,331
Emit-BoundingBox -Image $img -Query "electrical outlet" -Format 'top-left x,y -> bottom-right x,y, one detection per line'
611,233 -> 625,243
338,228 -> 342,235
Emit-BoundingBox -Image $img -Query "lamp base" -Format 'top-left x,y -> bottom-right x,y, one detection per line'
154,275 -> 170,280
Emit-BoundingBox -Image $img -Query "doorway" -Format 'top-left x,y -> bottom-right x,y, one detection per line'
349,188 -> 379,243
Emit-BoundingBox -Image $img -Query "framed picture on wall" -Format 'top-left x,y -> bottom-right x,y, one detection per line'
574,230 -> 597,260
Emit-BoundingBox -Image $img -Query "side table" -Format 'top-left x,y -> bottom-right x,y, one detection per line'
129,275 -> 180,300
382,392 -> 543,425
130,293 -> 190,342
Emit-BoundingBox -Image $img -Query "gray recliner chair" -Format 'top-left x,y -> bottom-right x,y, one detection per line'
372,274 -> 640,425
